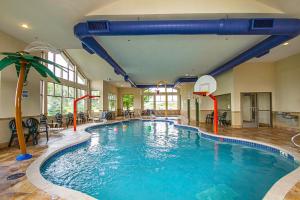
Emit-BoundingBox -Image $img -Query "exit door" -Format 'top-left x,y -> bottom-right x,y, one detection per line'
241,93 -> 258,127
241,92 -> 272,128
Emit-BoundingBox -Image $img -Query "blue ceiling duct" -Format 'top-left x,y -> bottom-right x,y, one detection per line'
208,35 -> 293,76
174,76 -> 199,87
74,18 -> 300,87
136,84 -> 175,88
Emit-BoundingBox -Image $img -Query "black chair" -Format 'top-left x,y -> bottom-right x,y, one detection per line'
25,118 -> 39,145
8,119 -> 26,147
55,113 -> 63,128
102,111 -> 113,120
78,112 -> 86,124
39,114 -> 49,142
206,111 -> 214,124
219,112 -> 228,127
66,112 -> 74,128
124,110 -> 130,118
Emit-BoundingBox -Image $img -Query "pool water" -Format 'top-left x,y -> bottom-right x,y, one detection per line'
41,120 -> 298,200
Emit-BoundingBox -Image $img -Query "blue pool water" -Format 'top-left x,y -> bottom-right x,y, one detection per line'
41,120 -> 298,200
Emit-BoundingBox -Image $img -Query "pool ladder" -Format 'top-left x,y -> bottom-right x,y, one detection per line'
291,132 -> 300,147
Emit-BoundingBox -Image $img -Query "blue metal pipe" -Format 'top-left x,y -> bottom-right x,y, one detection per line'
209,35 -> 293,76
136,84 -> 174,88
80,37 -> 127,76
74,18 -> 300,37
80,36 -> 137,86
174,76 -> 199,86
74,18 -> 300,86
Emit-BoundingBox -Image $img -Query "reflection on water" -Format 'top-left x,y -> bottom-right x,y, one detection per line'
42,121 -> 298,200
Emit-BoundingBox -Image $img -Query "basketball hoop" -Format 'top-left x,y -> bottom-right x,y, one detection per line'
193,75 -> 216,95
193,75 -> 218,134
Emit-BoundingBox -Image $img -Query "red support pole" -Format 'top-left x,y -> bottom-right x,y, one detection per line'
73,99 -> 77,131
73,95 -> 99,132
209,94 -> 218,134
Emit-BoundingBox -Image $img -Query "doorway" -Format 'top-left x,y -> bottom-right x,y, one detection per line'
241,92 -> 272,128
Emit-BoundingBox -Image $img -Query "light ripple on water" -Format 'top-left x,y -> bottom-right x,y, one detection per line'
41,121 -> 298,200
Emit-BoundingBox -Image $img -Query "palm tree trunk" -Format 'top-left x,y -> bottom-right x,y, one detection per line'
15,61 -> 27,154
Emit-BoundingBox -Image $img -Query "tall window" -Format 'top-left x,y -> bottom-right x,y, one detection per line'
108,93 -> 117,111
156,95 -> 166,110
143,87 -> 179,110
77,71 -> 86,85
143,95 -> 154,110
47,82 -> 62,116
47,82 -> 76,116
91,90 -> 101,112
122,95 -> 134,110
77,89 -> 86,112
48,52 -> 75,82
45,52 -> 88,116
62,85 -> 75,114
168,95 -> 178,110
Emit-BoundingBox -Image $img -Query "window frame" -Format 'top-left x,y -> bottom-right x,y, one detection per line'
142,87 -> 180,111
108,93 -> 117,111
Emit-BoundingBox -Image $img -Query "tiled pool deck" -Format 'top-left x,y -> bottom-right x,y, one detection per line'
0,119 -> 300,200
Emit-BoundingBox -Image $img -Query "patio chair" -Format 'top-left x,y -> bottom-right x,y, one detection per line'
66,112 -> 74,128
124,110 -> 130,118
206,111 -> 214,124
8,119 -> 26,147
25,118 -> 39,145
39,114 -> 49,142
78,112 -> 86,124
55,113 -> 63,128
102,111 -> 113,120
218,112 -> 228,127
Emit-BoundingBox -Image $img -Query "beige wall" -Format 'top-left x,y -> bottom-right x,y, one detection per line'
102,81 -> 118,111
179,70 -> 233,123
0,31 -> 42,144
233,62 -> 276,111
232,62 -> 276,126
179,56 -> 300,129
90,80 -> 104,111
274,53 -> 300,112
273,53 -> 300,129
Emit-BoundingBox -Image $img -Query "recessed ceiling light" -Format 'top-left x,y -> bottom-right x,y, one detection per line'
283,42 -> 289,46
185,74 -> 189,76
21,24 -> 29,29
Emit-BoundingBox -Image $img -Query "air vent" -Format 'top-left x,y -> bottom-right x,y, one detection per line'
87,21 -> 109,33
251,19 -> 274,29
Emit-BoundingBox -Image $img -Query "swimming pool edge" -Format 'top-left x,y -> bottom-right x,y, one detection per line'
26,119 -> 300,200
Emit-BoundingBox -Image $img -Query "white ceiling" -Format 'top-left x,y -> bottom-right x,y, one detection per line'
0,0 -> 300,85
97,35 -> 266,84
66,49 -> 124,82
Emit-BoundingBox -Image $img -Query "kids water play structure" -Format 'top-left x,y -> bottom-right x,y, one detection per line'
73,94 -> 100,131
0,51 -> 63,161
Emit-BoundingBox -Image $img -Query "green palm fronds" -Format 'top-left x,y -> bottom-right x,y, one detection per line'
0,51 -> 66,83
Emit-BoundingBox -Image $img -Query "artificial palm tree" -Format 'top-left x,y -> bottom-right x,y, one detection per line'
0,51 -> 63,160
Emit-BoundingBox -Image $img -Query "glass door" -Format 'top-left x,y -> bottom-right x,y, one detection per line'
241,93 -> 258,128
257,92 -> 272,127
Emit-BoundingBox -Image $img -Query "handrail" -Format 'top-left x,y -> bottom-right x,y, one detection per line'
291,132 -> 300,147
